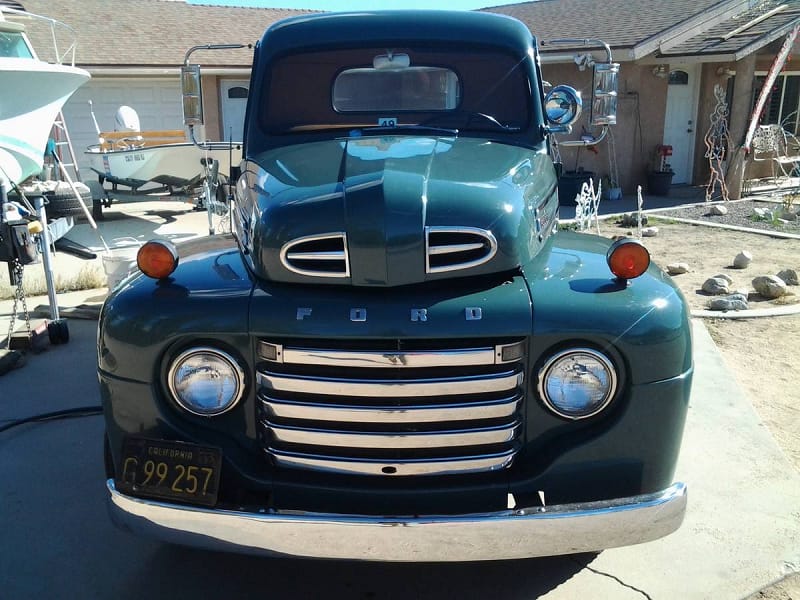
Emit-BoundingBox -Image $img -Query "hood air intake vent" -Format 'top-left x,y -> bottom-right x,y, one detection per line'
280,233 -> 350,278
426,227 -> 497,274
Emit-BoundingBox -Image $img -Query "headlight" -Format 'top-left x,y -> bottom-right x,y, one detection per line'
537,348 -> 617,420
167,347 -> 245,416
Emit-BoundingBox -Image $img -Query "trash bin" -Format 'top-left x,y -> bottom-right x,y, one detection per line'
558,170 -> 594,206
646,171 -> 674,196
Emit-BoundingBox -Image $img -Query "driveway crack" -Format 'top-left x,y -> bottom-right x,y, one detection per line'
572,558 -> 654,599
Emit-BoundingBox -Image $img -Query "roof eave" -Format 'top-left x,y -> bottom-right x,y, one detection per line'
657,16 -> 800,62
630,0 -> 746,60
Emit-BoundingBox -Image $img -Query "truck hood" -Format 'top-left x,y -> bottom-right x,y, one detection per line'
237,136 -> 557,287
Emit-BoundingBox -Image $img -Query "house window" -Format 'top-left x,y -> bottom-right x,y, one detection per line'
227,86 -> 248,99
755,74 -> 800,134
668,70 -> 689,85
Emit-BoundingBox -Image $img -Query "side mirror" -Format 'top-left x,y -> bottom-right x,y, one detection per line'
544,85 -> 582,128
181,64 -> 204,126
591,62 -> 619,126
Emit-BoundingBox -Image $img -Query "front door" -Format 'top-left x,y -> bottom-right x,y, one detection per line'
663,64 -> 700,185
220,80 -> 249,143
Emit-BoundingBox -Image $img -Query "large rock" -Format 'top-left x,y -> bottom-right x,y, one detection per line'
752,275 -> 787,299
620,213 -> 647,227
733,251 -> 752,269
642,226 -> 659,237
707,293 -> 749,312
702,277 -> 730,295
712,273 -> 734,285
667,262 -> 690,275
777,269 -> 798,285
708,204 -> 728,216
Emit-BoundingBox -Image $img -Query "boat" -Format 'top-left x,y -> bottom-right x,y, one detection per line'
85,106 -> 242,192
0,4 -> 90,187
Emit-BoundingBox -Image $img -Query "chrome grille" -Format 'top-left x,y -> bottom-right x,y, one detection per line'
426,226 -> 497,274
257,339 -> 525,476
280,232 -> 349,278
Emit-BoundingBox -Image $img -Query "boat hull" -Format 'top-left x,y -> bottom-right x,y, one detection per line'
85,142 -> 243,189
0,59 -> 90,185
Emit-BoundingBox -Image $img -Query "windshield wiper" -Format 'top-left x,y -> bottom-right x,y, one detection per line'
350,124 -> 459,137
422,111 -> 522,133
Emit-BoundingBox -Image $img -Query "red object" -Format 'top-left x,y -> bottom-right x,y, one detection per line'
657,145 -> 673,157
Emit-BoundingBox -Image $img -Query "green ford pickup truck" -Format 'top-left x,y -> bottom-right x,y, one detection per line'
99,10 -> 693,561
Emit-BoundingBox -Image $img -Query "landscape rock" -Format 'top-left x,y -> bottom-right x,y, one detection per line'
708,204 -> 728,216
752,275 -> 787,299
702,277 -> 730,295
753,207 -> 773,220
707,293 -> 749,312
620,213 -> 647,227
733,251 -> 752,269
666,262 -> 690,275
713,273 -> 734,285
641,226 -> 659,237
777,269 -> 799,285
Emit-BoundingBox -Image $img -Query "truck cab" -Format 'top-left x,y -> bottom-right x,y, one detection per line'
99,10 -> 693,561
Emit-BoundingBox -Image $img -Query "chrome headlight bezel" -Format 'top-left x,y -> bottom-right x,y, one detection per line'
537,348 -> 618,420
167,346 -> 246,417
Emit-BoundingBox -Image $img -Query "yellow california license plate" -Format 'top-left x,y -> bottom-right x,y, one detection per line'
117,437 -> 222,507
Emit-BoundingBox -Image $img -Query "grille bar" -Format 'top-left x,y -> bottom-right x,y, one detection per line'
257,370 -> 523,398
261,395 -> 522,424
267,447 -> 517,476
266,421 -> 520,449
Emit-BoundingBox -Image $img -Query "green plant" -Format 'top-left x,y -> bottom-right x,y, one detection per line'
781,192 -> 798,213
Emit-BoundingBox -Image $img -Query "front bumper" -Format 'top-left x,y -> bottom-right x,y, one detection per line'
107,479 -> 687,561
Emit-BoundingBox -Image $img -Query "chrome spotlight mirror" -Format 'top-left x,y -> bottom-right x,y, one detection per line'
591,62 -> 619,126
544,85 -> 582,127
181,64 -> 204,126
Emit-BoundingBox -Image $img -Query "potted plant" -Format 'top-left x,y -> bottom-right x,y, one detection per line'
602,174 -> 622,201
647,144 -> 674,196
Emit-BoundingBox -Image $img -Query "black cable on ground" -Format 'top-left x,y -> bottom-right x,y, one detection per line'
0,405 -> 103,434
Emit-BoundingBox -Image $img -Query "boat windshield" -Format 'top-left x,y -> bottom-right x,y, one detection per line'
0,29 -> 34,59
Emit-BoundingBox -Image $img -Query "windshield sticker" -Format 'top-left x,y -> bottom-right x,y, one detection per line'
378,117 -> 398,127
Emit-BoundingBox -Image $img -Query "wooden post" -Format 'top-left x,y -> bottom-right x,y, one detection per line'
725,55 -> 756,200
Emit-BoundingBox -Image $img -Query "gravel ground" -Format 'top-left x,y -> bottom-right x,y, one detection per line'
653,197 -> 800,235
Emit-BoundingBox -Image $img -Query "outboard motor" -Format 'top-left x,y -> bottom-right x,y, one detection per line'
114,105 -> 140,132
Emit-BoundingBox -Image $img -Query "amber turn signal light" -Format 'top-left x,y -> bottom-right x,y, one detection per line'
137,239 -> 179,279
606,238 -> 650,280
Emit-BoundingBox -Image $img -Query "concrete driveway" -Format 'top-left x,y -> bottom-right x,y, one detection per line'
1,200 -> 798,598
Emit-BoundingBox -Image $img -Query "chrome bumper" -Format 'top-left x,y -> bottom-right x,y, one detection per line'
107,480 -> 686,561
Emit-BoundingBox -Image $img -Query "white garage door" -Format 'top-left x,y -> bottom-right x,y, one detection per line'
60,77 -> 183,179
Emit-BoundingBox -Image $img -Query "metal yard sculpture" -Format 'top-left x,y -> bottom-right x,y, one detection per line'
704,84 -> 731,202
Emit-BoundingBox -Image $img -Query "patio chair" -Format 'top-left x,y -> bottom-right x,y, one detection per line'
751,124 -> 800,187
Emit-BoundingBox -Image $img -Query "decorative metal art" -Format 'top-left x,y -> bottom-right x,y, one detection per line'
704,84 -> 731,202
636,185 -> 644,240
575,178 -> 601,234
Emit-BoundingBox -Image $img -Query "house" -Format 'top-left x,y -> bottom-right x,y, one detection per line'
18,0 -> 800,195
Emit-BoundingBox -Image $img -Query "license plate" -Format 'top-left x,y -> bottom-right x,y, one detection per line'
117,437 -> 222,507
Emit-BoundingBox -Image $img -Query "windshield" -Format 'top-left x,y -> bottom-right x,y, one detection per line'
0,30 -> 34,59
259,46 -> 532,138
